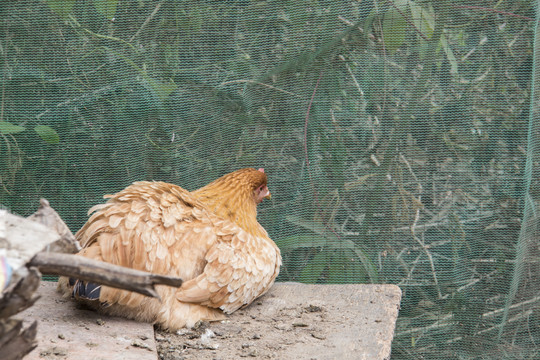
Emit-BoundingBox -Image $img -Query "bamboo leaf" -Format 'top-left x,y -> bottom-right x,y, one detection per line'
409,2 -> 435,39
382,8 -> 408,54
298,251 -> 328,284
94,0 -> 118,20
283,217 -> 378,282
34,125 -> 60,144
439,34 -> 458,74
276,235 -> 328,252
46,0 -> 76,18
285,215 -> 329,236
0,122 -> 26,134
144,77 -> 178,102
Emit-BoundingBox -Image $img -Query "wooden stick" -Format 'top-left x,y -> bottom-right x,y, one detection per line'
29,252 -> 183,299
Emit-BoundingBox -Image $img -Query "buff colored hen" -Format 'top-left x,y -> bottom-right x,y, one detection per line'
58,168 -> 281,330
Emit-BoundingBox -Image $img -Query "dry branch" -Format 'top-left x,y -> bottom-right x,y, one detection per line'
29,252 -> 183,299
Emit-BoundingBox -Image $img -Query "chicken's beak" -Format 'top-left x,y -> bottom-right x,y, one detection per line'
257,186 -> 271,203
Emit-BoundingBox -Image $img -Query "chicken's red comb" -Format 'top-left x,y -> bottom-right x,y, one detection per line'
258,168 -> 265,173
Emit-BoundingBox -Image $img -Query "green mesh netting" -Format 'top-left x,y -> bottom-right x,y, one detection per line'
1,1 -> 539,358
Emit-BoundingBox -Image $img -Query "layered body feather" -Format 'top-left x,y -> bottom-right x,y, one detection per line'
58,168 -> 281,330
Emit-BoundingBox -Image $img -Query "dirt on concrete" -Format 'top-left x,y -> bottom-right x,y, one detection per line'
156,301 -> 328,360
155,283 -> 401,360
21,282 -> 400,360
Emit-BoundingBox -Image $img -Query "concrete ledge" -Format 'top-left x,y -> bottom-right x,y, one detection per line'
20,282 -> 401,360
21,282 -> 156,360
259,283 -> 402,360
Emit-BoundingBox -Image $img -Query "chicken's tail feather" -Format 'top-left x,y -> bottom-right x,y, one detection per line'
69,277 -> 102,301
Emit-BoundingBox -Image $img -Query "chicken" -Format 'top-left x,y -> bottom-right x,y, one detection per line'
58,168 -> 281,330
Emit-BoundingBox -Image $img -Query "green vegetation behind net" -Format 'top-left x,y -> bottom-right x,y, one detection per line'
1,1 -> 539,358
